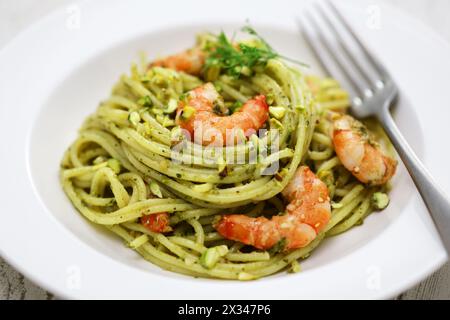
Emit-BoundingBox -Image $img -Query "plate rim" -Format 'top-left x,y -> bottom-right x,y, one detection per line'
0,0 -> 448,299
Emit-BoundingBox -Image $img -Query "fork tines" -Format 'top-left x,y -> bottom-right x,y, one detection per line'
298,0 -> 392,111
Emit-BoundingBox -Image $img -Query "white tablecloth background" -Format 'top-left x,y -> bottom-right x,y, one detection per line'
1,0 -> 449,299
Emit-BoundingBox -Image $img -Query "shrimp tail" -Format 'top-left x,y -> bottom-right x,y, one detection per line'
380,154 -> 397,185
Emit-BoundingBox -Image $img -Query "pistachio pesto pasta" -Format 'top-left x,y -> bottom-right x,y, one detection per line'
60,29 -> 395,280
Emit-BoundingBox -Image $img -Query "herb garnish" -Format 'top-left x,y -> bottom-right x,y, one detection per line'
205,26 -> 307,79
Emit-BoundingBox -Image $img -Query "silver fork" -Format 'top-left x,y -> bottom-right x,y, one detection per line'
299,0 -> 450,253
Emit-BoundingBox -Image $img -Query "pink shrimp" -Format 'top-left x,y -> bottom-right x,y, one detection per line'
150,47 -> 205,76
332,113 -> 397,185
214,166 -> 331,251
176,83 -> 269,146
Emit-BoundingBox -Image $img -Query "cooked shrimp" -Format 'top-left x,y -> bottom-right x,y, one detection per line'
141,212 -> 172,233
214,166 -> 331,251
176,83 -> 269,146
150,47 -> 205,76
331,113 -> 397,185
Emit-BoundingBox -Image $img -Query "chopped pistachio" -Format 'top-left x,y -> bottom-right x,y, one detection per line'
180,106 -> 196,120
289,260 -> 301,273
238,272 -> 257,281
92,156 -> 107,165
214,83 -> 222,92
107,159 -> 121,174
192,183 -> 213,193
240,66 -> 252,76
265,93 -> 275,105
269,118 -> 284,129
199,245 -> 228,269
138,95 -> 152,107
156,114 -> 174,127
215,245 -> 228,256
372,192 -> 390,210
128,111 -> 141,126
151,108 -> 164,115
331,202 -> 343,209
128,234 -> 149,249
150,181 -> 163,198
269,106 -> 286,119
164,98 -> 178,114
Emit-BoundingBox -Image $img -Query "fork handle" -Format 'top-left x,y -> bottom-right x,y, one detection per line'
379,109 -> 450,254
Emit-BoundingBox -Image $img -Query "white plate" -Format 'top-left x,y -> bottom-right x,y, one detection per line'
0,0 -> 449,299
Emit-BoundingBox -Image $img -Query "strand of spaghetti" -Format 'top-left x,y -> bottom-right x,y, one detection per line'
128,146 -> 257,184
62,162 -> 108,179
327,192 -> 373,236
106,95 -> 139,110
109,225 -> 207,278
123,76 -> 163,108
325,193 -> 367,232
187,219 -> 205,245
124,146 -> 277,206
251,235 -> 324,277
312,132 -> 332,147
119,172 -> 148,203
78,130 -> 134,170
154,233 -> 199,261
168,236 -> 206,253
62,179 -> 195,224
91,167 -> 130,208
337,184 -> 365,206
170,208 -> 222,224
308,148 -> 334,161
185,232 -> 223,242
77,147 -> 109,164
317,156 -> 341,173
216,80 -> 249,103
77,189 -> 115,207
225,252 -> 270,262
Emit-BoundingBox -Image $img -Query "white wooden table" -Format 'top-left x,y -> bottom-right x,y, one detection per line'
1,0 -> 449,300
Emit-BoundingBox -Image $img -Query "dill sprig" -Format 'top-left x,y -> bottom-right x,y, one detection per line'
205,26 -> 307,79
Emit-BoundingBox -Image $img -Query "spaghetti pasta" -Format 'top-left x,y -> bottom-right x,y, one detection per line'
60,30 -> 393,280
